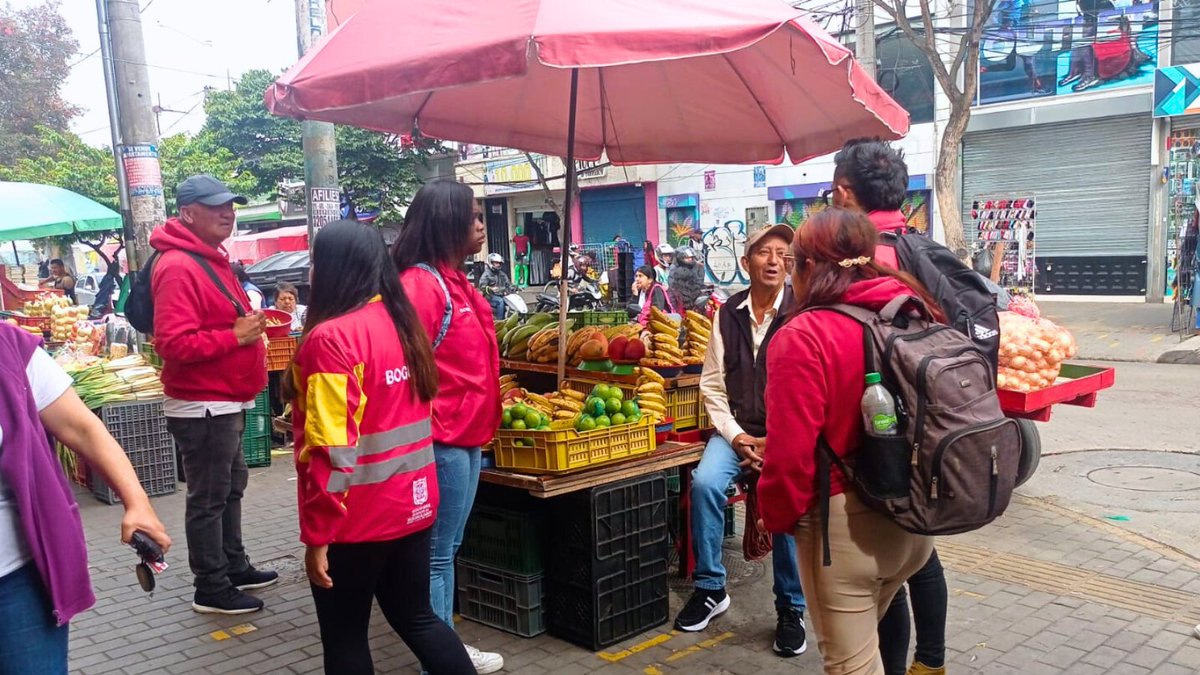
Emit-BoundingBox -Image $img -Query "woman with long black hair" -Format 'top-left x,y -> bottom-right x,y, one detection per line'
393,182 -> 504,674
290,220 -> 472,675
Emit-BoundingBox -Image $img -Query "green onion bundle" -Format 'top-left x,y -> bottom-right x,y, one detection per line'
70,355 -> 164,408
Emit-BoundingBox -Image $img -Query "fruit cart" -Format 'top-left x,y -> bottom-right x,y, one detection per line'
998,363 -> 1116,423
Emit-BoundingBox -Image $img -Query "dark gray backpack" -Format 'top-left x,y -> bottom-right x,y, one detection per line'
812,295 -> 1022,565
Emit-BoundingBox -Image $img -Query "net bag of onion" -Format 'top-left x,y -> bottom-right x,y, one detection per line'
996,311 -> 1078,392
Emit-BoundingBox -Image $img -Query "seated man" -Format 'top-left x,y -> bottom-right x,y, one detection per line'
675,223 -> 808,659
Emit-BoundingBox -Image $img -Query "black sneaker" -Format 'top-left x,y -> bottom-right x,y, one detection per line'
192,587 -> 265,615
673,588 -> 730,632
229,567 -> 279,591
773,607 -> 807,657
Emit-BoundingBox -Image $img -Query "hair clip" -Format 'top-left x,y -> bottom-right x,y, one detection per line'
838,256 -> 871,268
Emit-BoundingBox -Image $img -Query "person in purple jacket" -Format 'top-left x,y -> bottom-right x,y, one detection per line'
0,323 -> 171,674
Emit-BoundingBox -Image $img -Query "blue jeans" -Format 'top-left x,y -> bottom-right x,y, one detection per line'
488,296 -> 505,320
0,565 -> 69,675
429,444 -> 482,628
690,435 -> 806,612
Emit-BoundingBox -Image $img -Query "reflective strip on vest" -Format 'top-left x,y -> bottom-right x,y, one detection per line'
329,418 -> 433,469
326,443 -> 435,493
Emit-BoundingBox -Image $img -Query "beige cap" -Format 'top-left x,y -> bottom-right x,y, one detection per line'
744,223 -> 795,255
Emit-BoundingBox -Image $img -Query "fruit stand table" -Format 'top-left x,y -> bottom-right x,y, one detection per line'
480,440 -> 703,498
499,358 -> 701,389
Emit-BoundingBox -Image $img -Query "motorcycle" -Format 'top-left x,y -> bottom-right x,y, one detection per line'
487,280 -> 528,320
535,278 -> 603,313
698,284 -> 729,320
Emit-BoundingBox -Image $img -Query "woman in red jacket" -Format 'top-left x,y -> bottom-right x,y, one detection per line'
393,182 -> 505,674
291,220 -> 473,675
759,208 -> 939,675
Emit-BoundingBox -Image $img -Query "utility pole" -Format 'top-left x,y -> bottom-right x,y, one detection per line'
855,0 -> 876,80
96,0 -> 130,252
294,0 -> 340,246
104,0 -> 166,270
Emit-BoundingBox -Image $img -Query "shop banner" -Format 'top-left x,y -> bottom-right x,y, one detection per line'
310,187 -> 340,230
1154,64 -> 1200,118
971,197 -> 1037,296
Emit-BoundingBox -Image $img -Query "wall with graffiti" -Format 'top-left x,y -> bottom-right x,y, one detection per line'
700,220 -> 750,286
774,191 -> 933,234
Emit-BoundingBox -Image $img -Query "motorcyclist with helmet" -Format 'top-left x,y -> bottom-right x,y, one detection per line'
479,253 -> 514,319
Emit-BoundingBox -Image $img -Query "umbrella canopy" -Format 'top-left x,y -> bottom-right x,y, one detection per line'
0,182 -> 122,242
266,0 -> 908,165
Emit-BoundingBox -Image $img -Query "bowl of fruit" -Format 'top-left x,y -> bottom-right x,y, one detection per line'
263,309 -> 293,339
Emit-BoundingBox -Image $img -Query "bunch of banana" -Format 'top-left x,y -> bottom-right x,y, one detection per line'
520,390 -> 556,417
546,385 -> 585,421
501,323 -> 542,360
527,326 -> 565,363
635,367 -> 668,421
683,310 -> 711,365
642,306 -> 685,366
499,374 -> 520,398
601,323 -> 643,341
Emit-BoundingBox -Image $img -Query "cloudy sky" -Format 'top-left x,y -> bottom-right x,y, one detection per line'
15,0 -> 300,146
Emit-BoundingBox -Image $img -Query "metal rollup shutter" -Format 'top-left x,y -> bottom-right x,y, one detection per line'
962,114 -> 1151,257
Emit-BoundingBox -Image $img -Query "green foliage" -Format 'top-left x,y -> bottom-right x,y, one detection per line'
0,1 -> 82,166
0,126 -> 120,212
157,132 -> 259,214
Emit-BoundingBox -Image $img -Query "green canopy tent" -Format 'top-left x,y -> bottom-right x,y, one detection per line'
0,182 -> 122,242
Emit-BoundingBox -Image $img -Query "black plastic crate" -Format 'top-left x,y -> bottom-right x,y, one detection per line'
98,399 -> 168,439
460,504 -> 544,575
457,559 -> 545,638
545,472 -> 670,650
91,432 -> 177,504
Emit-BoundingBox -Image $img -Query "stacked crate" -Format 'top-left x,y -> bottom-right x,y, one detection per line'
457,500 -> 547,637
243,388 -> 271,468
91,399 -> 176,504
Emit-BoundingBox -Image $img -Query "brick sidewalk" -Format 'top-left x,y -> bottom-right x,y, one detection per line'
69,456 -> 1200,674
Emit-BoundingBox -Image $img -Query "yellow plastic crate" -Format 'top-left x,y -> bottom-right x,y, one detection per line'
562,378 -> 637,400
492,416 -> 657,474
667,385 -> 702,431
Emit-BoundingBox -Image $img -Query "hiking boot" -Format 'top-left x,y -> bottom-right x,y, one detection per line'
465,644 -> 504,674
229,567 -> 279,591
773,607 -> 807,657
192,587 -> 264,615
906,662 -> 945,675
673,588 -> 730,632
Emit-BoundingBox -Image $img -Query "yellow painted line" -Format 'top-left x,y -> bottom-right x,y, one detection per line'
664,631 -> 734,663
952,588 -> 986,599
210,623 -> 258,641
644,668 -> 664,675
596,632 -> 677,662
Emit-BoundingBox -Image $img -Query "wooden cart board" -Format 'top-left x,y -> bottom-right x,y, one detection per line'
481,441 -> 704,498
997,363 -> 1116,422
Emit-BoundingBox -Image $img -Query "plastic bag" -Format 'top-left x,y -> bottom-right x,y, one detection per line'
997,311 -> 1077,392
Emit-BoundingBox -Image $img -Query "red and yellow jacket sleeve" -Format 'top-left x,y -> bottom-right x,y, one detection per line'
293,334 -> 366,546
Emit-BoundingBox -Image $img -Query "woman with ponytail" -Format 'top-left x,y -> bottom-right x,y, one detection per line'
290,220 -> 472,675
758,208 -> 940,675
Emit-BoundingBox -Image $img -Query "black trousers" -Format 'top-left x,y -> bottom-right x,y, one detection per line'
310,528 -> 474,675
878,548 -> 947,673
168,412 -> 251,595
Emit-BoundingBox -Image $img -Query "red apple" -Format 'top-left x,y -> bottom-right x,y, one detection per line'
609,336 -> 629,360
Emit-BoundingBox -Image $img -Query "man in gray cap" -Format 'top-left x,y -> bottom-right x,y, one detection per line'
149,175 -> 275,615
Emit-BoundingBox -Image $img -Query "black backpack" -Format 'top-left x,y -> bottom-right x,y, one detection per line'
124,251 -> 243,335
881,231 -> 1001,372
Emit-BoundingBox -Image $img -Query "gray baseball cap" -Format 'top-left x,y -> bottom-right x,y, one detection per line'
176,175 -> 248,207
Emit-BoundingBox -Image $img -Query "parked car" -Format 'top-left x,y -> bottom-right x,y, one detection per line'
245,251 -> 310,306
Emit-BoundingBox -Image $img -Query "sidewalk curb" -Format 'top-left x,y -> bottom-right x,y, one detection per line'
1157,336 -> 1200,365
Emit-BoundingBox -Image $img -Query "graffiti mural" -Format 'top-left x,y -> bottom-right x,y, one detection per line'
666,207 -> 699,248
701,220 -> 749,286
775,191 -> 933,234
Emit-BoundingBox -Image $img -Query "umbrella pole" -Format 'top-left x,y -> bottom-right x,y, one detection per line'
556,68 -> 580,386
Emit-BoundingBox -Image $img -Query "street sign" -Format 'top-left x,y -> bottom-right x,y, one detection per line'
310,187 -> 340,230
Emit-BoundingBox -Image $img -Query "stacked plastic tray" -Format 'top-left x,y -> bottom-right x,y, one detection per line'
545,472 -> 670,650
91,399 -> 176,504
243,388 -> 271,468
457,503 -> 546,637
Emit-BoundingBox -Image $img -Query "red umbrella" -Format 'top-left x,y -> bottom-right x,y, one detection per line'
266,0 -> 907,165
266,0 -> 909,377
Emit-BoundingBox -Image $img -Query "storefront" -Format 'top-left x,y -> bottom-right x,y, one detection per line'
769,177 -> 933,233
962,113 -> 1152,297
1154,61 -> 1200,330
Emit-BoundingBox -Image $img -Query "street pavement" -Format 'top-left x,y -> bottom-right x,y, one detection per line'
66,350 -> 1200,673
1038,301 -> 1200,364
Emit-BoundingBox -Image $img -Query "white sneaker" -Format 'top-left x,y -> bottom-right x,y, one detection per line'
465,644 -> 504,674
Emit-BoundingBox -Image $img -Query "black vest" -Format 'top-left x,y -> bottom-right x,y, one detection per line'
718,288 -> 794,438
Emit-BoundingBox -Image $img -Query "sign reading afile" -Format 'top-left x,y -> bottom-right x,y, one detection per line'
309,187 -> 340,230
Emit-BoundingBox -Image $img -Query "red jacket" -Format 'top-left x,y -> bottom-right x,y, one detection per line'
292,299 -> 439,546
400,264 -> 501,448
758,277 -> 916,533
869,210 -> 907,269
150,218 -> 267,402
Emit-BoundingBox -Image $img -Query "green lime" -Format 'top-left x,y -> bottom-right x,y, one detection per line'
511,404 -> 528,419
595,415 -> 611,428
579,416 -> 597,432
605,397 -> 622,415
511,419 -> 527,430
621,400 -> 639,417
524,411 -> 541,428
590,399 -> 606,417
539,413 -> 549,427
590,385 -> 605,399
609,387 -> 623,403
628,413 -> 641,423
584,396 -> 599,410
501,409 -> 513,428
611,413 -> 627,426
